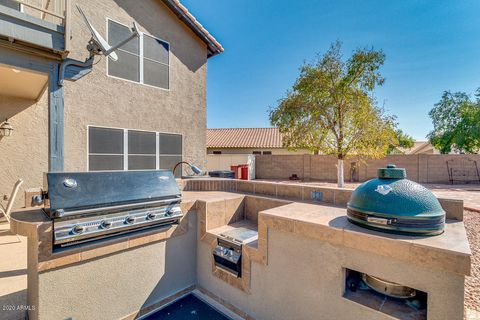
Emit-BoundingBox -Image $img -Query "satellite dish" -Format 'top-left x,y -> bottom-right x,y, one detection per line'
76,5 -> 139,62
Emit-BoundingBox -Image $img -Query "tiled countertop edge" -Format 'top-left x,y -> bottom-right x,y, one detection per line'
191,191 -> 471,277
10,191 -> 471,276
258,204 -> 471,277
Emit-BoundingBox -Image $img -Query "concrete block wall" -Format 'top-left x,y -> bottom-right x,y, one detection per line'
255,154 -> 480,184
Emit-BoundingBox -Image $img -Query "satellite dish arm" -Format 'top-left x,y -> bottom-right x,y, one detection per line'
60,5 -> 141,86
103,22 -> 140,56
76,5 -> 140,60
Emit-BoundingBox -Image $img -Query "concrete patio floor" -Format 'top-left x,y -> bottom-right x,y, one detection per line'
0,219 -> 27,320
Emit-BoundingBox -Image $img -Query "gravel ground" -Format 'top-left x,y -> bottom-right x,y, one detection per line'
465,210 -> 480,311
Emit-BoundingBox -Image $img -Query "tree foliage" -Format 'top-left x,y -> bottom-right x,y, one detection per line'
269,41 -> 397,186
388,129 -> 415,154
428,89 -> 480,154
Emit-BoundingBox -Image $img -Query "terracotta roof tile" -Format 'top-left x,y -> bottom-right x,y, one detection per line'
207,128 -> 284,148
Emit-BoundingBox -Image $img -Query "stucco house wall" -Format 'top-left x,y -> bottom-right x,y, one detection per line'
0,0 -> 209,208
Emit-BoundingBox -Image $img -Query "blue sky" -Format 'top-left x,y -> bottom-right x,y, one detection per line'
181,0 -> 480,140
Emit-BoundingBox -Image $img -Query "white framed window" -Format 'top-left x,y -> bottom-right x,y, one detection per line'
88,126 -> 182,177
106,19 -> 170,90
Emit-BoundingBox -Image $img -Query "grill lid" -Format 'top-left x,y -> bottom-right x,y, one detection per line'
347,164 -> 445,235
45,170 -> 180,213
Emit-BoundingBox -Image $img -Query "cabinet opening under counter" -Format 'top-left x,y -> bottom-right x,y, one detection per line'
343,268 -> 428,320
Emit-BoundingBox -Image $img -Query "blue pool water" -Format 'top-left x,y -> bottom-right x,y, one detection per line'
143,294 -> 232,320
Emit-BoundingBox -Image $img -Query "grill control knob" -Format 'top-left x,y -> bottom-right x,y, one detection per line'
72,225 -> 84,234
53,209 -> 65,218
147,212 -> 157,220
125,216 -> 135,224
101,220 -> 112,229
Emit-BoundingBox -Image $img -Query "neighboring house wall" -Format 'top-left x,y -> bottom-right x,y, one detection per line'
207,148 -> 311,155
399,141 -> 443,155
0,0 -> 209,208
412,143 -> 439,155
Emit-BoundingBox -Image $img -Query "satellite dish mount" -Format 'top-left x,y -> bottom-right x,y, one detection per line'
58,5 -> 140,85
77,5 -> 139,61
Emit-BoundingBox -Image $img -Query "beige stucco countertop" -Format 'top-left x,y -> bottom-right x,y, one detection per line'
10,190 -> 471,276
182,191 -> 471,276
258,201 -> 471,276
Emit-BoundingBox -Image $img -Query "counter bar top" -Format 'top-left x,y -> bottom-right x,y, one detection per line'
10,190 -> 470,276
258,201 -> 471,276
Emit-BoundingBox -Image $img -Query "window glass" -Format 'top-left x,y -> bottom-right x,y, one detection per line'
107,19 -> 169,89
252,151 -> 261,155
144,34 -> 169,64
144,60 -> 169,89
158,133 -> 182,177
88,127 -> 182,173
128,130 -> 156,154
108,51 -> 140,82
262,151 -> 272,155
88,127 -> 123,154
89,155 -> 124,171
108,20 -> 139,54
88,127 -> 124,171
213,151 -> 222,155
128,155 -> 156,170
159,133 -> 182,155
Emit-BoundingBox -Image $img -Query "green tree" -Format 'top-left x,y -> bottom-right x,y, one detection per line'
388,129 -> 415,154
428,89 -> 480,154
269,42 -> 397,187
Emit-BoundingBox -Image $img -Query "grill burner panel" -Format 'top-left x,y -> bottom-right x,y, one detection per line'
54,204 -> 182,246
213,224 -> 258,278
43,170 -> 182,248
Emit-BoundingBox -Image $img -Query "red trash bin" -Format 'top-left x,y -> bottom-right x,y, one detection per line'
239,164 -> 249,180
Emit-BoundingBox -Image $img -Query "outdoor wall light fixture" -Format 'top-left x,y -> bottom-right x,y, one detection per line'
173,161 -> 203,177
0,119 -> 13,137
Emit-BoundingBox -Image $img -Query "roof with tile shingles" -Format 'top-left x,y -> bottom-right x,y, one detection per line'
207,128 -> 284,148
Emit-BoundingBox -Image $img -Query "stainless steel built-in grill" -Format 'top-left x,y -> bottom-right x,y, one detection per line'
213,226 -> 258,277
43,170 -> 182,248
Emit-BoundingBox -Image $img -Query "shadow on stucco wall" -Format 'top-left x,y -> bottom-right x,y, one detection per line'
113,0 -> 207,73
0,95 -> 46,209
0,96 -> 37,121
137,209 -> 198,317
